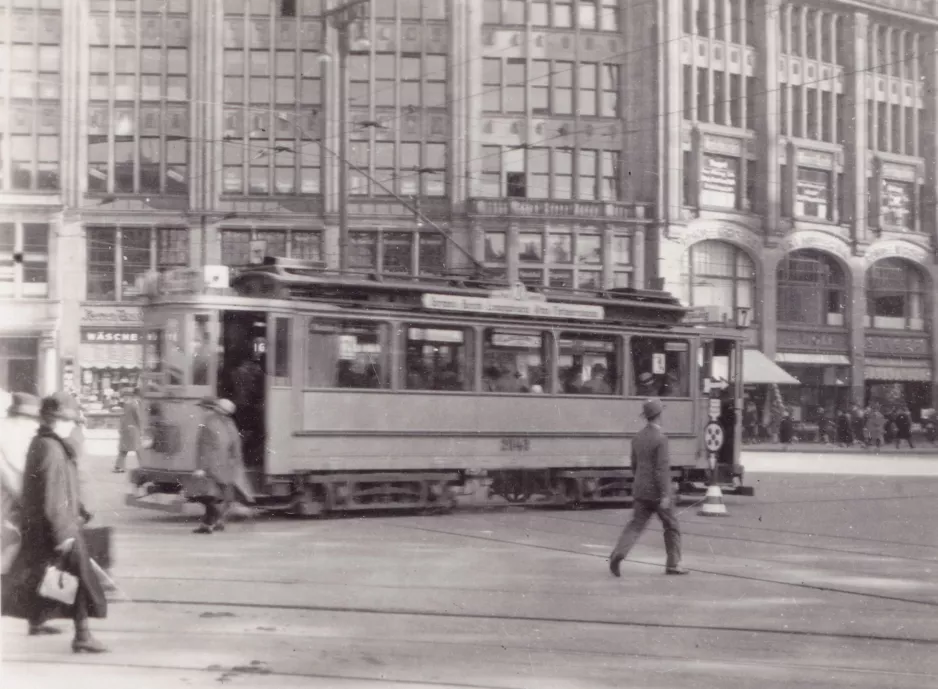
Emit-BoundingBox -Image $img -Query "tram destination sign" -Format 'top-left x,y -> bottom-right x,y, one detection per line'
421,293 -> 605,320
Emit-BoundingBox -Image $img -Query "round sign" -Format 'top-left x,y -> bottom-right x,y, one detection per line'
704,422 -> 724,452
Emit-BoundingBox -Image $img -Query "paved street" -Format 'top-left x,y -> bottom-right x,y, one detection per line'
3,452 -> 938,688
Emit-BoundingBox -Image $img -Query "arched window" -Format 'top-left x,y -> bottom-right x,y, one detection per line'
681,241 -> 755,323
866,258 -> 927,331
777,250 -> 846,326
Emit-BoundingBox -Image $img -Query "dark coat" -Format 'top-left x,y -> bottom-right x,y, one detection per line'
779,416 -> 795,444
894,413 -> 912,439
837,415 -> 854,444
1,427 -> 106,621
185,411 -> 252,504
630,423 -> 672,502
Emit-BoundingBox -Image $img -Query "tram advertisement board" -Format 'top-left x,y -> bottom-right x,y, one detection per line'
421,293 -> 604,320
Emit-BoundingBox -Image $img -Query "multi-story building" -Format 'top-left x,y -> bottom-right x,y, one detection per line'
641,0 -> 938,420
1,0 -> 936,430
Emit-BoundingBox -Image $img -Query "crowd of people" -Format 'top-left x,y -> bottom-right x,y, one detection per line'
742,400 -> 936,449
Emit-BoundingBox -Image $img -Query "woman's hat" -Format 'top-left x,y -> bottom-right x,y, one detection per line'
198,396 -> 236,416
39,392 -> 80,423
638,372 -> 655,385
8,392 -> 41,419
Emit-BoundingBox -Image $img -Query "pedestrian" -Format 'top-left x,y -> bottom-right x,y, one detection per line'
188,397 -> 253,534
1,393 -> 42,574
742,400 -> 757,444
113,388 -> 142,474
1,392 -> 108,653
866,407 -> 886,451
609,399 -> 687,577
894,408 -> 914,449
851,405 -> 867,447
836,410 -> 854,447
778,409 -> 794,449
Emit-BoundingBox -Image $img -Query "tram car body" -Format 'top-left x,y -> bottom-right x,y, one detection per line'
127,259 -> 752,515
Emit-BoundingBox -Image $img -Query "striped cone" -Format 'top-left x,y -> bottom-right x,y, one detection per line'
697,484 -> 729,517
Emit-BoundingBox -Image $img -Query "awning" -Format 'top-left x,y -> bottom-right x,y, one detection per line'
744,349 -> 801,385
863,364 -> 932,383
775,352 -> 851,365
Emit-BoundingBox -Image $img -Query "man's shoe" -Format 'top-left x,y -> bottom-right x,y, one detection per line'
609,554 -> 624,578
72,635 -> 109,653
193,525 -> 213,534
28,624 -> 62,636
665,566 -> 689,575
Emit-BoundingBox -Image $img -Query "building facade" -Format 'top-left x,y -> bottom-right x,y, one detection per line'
644,0 -> 938,420
1,0 -> 936,429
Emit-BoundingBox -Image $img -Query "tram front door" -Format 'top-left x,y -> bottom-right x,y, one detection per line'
218,311 -> 268,477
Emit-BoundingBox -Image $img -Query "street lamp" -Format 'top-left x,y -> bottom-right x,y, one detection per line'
322,0 -> 371,271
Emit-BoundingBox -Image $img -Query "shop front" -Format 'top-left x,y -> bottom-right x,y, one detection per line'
75,304 -> 144,431
775,352 -> 852,423
0,300 -> 60,396
864,334 -> 934,422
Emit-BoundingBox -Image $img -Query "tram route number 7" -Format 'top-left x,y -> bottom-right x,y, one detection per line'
500,438 -> 531,452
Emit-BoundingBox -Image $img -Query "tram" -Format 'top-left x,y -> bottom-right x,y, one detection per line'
127,258 -> 753,516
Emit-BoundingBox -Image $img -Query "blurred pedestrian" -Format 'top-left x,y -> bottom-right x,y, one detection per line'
1,393 -> 42,574
778,409 -> 794,449
851,405 -> 867,447
113,388 -> 141,474
743,400 -> 758,444
189,397 -> 252,534
894,408 -> 914,449
866,407 -> 886,450
836,410 -> 854,447
1,392 -> 108,653
609,399 -> 686,577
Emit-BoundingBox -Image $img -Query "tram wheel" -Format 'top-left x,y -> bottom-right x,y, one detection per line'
290,486 -> 325,518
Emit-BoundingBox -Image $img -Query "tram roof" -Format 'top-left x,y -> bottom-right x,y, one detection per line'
224,257 -> 688,323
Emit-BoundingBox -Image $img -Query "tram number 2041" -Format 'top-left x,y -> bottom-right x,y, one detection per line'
500,438 -> 531,452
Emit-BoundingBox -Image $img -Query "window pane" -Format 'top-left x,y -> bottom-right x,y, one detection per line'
576,235 -> 601,264
406,326 -> 473,391
630,337 -> 690,397
382,232 -> 413,275
87,227 -> 117,300
485,232 -> 507,261
519,232 -> 543,262
482,329 -> 545,393
122,228 -> 152,297
559,332 -> 618,395
307,320 -> 387,388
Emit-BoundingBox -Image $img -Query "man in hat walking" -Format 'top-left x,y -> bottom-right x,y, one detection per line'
609,399 -> 688,577
1,393 -> 42,574
190,397 -> 252,534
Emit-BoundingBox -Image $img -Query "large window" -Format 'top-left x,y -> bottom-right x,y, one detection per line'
630,337 -> 690,398
777,250 -> 846,326
87,1 -> 189,195
866,259 -> 927,331
681,241 -> 755,324
222,0 -> 322,196
346,229 -> 446,277
306,320 -> 387,389
514,227 -> 610,290
0,222 -> 49,298
220,228 -> 323,266
1,4 -> 62,191
86,226 -> 190,301
405,326 -> 473,392
795,167 -> 832,220
480,145 -> 620,201
482,329 -> 546,393
483,0 -> 618,30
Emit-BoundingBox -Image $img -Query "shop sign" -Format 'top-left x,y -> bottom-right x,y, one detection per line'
701,135 -> 742,156
795,149 -> 834,169
864,241 -> 929,265
700,154 -> 738,209
795,168 -> 830,218
81,328 -> 155,344
80,305 -> 143,327
880,179 -> 913,228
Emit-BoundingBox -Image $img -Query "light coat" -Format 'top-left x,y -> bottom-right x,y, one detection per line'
630,423 -> 672,502
118,397 -> 142,454
187,410 -> 253,504
866,410 -> 886,442
0,416 -> 39,574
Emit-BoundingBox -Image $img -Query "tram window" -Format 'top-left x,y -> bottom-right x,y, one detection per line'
630,337 -> 690,398
482,329 -> 546,393
306,320 -> 386,389
164,316 -> 187,386
274,317 -> 291,382
404,326 -> 473,391
558,333 -> 618,395
192,314 -> 212,386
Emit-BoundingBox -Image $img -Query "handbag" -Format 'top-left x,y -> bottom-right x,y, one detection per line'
39,560 -> 79,605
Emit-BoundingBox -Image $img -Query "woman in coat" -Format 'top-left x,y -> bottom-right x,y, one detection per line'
894,409 -> 914,449
1,392 -> 108,653
1,393 -> 42,575
187,397 -> 253,534
113,390 -> 141,473
866,407 -> 886,450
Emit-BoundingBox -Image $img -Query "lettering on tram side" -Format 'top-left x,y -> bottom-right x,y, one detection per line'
500,438 -> 531,452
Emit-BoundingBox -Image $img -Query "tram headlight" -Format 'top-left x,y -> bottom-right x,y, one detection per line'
140,430 -> 155,450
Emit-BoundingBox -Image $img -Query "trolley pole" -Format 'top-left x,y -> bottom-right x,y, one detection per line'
322,0 -> 370,272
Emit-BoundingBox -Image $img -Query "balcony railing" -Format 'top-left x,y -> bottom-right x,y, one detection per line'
468,198 -> 654,221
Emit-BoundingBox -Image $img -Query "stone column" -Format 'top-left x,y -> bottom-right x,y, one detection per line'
922,31 -> 938,258
655,0 -> 682,227
848,258 -> 867,406
931,265 -> 938,411
40,334 -> 58,396
760,250 -> 779,357
845,13 -> 870,245
632,226 -> 646,289
754,0 -> 780,230
61,0 -> 87,208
